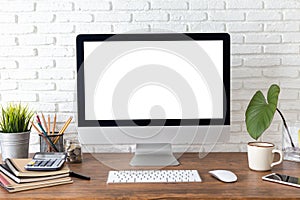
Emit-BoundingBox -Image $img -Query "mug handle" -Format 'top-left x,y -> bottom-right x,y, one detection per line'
271,149 -> 283,168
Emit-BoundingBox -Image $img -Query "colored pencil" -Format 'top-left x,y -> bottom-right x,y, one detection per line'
36,118 -> 46,134
36,121 -> 59,152
54,117 -> 72,144
58,117 -> 72,135
41,113 -> 48,134
31,121 -> 53,152
47,115 -> 50,135
36,114 -> 42,126
31,121 -> 43,135
52,114 -> 56,135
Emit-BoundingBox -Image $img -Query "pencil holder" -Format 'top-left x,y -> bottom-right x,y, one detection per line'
39,132 -> 64,152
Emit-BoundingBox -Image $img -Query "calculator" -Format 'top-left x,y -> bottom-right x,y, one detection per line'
25,152 -> 67,171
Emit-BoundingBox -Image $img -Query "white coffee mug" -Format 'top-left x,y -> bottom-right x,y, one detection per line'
247,142 -> 283,171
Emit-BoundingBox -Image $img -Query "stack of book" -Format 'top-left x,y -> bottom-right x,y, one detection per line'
0,158 -> 73,193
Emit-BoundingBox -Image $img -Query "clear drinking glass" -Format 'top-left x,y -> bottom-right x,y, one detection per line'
282,122 -> 300,162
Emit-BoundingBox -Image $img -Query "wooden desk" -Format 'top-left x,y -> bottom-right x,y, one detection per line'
0,153 -> 299,199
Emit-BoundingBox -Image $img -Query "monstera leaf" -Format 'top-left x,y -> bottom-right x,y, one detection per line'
245,84 -> 280,140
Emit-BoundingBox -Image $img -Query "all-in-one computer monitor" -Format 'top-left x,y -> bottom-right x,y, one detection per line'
76,33 -> 230,166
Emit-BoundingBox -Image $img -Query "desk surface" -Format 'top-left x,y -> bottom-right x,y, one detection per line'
0,153 -> 299,199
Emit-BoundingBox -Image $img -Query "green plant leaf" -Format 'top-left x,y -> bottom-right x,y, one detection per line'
245,84 -> 280,140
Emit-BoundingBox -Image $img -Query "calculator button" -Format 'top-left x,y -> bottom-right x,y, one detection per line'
40,160 -> 49,167
46,161 -> 55,167
34,161 -> 42,166
58,159 -> 64,166
27,161 -> 35,166
53,159 -> 62,166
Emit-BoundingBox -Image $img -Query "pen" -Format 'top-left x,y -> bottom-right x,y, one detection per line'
69,171 -> 91,180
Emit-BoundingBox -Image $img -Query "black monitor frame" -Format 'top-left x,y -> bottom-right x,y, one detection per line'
76,33 -> 230,127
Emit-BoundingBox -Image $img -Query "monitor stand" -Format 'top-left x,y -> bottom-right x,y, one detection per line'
130,143 -> 180,166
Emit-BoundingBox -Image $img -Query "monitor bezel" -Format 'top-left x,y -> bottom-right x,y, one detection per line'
76,33 -> 230,127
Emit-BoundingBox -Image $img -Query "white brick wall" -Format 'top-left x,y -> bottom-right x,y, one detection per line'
0,0 -> 299,153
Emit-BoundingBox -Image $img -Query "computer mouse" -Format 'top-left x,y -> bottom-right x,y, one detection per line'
209,170 -> 237,183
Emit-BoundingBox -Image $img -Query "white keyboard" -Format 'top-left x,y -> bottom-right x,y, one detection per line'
107,169 -> 202,184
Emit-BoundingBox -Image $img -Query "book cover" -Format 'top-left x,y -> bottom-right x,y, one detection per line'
0,172 -> 73,193
5,158 -> 70,177
0,164 -> 69,183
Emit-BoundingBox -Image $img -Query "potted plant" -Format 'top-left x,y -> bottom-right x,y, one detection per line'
0,103 -> 34,161
245,84 -> 298,171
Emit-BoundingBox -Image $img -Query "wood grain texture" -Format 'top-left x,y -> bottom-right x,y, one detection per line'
0,153 -> 299,199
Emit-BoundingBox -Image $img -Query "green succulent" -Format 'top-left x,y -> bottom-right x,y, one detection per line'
0,103 -> 34,133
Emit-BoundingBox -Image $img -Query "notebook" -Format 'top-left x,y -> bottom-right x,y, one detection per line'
0,172 -> 73,193
0,164 -> 69,183
5,158 -> 70,177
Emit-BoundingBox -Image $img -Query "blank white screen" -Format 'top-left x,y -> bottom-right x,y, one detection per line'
83,40 -> 223,120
